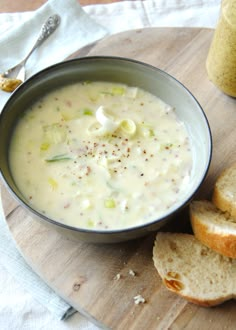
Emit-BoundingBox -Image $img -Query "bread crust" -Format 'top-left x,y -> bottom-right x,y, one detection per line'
173,293 -> 232,307
190,210 -> 236,258
213,185 -> 236,219
212,163 -> 236,219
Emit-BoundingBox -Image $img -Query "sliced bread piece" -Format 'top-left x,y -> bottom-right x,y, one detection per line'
212,163 -> 236,218
153,232 -> 236,307
190,200 -> 236,258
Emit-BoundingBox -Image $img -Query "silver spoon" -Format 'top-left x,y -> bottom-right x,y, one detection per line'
2,14 -> 60,82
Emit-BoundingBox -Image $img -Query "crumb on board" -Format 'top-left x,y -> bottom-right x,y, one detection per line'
129,269 -> 136,276
113,269 -> 136,280
114,273 -> 121,280
133,294 -> 146,305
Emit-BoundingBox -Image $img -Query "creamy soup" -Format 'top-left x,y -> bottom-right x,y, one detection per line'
9,81 -> 192,230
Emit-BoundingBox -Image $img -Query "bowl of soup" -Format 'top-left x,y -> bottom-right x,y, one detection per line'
0,56 -> 212,243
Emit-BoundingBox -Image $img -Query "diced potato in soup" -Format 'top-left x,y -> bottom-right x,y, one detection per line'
9,81 -> 192,230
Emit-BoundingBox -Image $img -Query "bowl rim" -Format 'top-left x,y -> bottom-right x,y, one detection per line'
0,55 -> 213,235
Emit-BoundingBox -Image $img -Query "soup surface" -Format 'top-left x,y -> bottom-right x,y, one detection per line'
9,81 -> 192,230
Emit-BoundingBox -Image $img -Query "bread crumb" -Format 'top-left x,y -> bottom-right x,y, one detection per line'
133,294 -> 145,304
114,273 -> 121,280
129,269 -> 136,276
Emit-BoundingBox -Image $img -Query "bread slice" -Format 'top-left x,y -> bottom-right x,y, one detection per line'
212,163 -> 236,218
190,200 -> 236,258
153,232 -> 236,306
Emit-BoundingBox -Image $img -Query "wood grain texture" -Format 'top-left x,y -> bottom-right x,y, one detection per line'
1,28 -> 236,329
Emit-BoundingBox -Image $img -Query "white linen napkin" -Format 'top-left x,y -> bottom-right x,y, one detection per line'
0,196 -> 76,320
0,0 -> 108,111
85,0 -> 221,34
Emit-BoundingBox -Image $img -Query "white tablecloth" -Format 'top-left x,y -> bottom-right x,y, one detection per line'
0,1 -> 220,329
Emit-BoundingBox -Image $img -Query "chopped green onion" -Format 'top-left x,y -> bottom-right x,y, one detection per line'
48,177 -> 58,190
100,91 -> 113,95
43,123 -> 66,144
100,86 -> 125,96
104,199 -> 116,208
142,127 -> 155,137
82,80 -> 92,85
87,219 -> 95,228
119,119 -> 136,136
24,113 -> 36,121
111,86 -> 125,95
139,123 -> 155,137
45,154 -> 72,162
82,108 -> 93,116
149,129 -> 155,137
61,113 -> 71,121
40,142 -> 50,151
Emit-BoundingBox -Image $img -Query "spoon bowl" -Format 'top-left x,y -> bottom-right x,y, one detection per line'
1,14 -> 60,88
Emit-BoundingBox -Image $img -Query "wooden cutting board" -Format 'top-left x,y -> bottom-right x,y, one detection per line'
1,28 -> 236,330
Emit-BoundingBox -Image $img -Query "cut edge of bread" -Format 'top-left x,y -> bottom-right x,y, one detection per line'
212,163 -> 236,218
190,200 -> 236,258
153,232 -> 235,307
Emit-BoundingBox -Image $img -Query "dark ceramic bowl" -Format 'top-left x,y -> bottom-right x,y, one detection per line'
0,56 -> 212,243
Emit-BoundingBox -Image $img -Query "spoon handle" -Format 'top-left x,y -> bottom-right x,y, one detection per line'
23,14 -> 61,63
